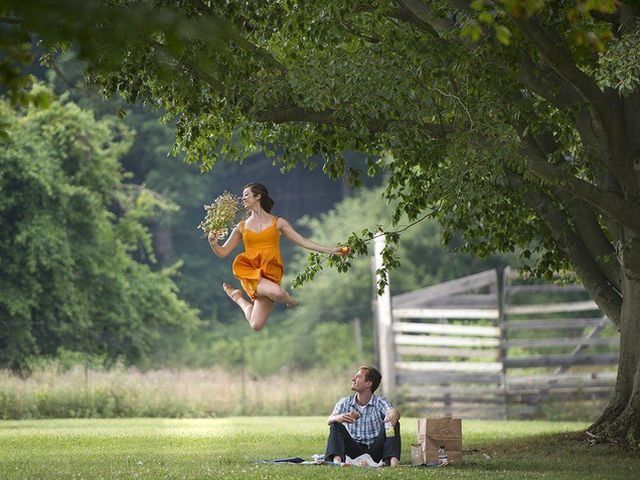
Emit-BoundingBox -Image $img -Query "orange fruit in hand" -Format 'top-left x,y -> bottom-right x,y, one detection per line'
340,246 -> 351,255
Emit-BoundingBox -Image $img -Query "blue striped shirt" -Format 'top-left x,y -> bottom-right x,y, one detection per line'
331,394 -> 394,447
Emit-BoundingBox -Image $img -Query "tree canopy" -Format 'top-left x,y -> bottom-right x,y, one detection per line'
4,0 -> 640,443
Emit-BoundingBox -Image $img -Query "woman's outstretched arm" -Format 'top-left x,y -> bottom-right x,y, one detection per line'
208,225 -> 242,258
278,218 -> 342,255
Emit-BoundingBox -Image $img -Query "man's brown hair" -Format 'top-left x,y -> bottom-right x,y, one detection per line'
360,366 -> 382,393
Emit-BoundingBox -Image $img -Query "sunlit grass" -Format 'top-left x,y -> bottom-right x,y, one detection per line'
1,417 -> 638,479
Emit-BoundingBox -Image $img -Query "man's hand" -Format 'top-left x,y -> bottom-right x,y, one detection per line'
329,412 -> 359,424
385,408 -> 400,426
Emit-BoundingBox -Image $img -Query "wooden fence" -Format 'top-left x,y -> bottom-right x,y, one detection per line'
373,238 -> 619,419
501,268 -> 617,419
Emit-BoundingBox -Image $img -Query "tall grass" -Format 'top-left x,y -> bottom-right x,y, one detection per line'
0,365 -> 610,421
0,365 -> 349,419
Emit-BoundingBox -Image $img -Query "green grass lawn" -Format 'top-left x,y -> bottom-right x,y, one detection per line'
1,417 -> 637,479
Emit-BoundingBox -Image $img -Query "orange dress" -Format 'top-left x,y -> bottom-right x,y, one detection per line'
232,216 -> 284,300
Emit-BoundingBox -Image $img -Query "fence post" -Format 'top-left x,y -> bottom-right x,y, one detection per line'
353,316 -> 364,362
498,266 -> 509,419
371,256 -> 380,368
373,235 -> 396,400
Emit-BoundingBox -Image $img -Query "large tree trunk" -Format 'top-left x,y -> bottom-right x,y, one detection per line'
588,242 -> 640,445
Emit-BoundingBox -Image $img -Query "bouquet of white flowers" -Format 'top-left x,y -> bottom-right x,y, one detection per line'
198,191 -> 243,239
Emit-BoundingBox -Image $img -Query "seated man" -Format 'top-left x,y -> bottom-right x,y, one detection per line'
324,365 -> 401,466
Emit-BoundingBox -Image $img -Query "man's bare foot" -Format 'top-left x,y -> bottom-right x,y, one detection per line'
222,282 -> 242,302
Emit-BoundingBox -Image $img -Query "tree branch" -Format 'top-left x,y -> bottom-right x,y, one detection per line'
589,10 -> 620,26
0,16 -> 21,24
518,53 -> 582,108
515,110 -> 623,290
556,193 -> 622,291
339,19 -> 381,43
517,55 -> 626,189
621,92 -> 640,187
225,28 -> 287,76
386,6 -> 442,39
506,171 -> 622,327
255,105 -> 336,125
149,40 -> 223,93
506,94 -> 628,233
521,145 -> 640,233
255,103 -> 449,138
511,16 -> 608,111
509,14 -> 635,192
618,3 -> 640,34
398,0 -> 457,34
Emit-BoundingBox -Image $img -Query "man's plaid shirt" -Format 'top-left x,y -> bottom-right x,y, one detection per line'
330,394 -> 394,447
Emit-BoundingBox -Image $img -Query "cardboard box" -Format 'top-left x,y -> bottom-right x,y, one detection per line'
417,417 -> 463,464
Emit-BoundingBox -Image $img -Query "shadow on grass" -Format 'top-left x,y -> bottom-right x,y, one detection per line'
457,430 -> 638,479
478,429 -> 589,452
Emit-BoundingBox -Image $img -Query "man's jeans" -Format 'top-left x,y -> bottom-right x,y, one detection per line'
324,422 -> 401,463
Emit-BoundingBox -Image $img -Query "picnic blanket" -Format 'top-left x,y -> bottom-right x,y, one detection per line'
257,453 -> 451,468
257,453 -> 384,467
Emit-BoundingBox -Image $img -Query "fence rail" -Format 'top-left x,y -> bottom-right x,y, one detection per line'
393,322 -> 500,336
503,318 -> 605,330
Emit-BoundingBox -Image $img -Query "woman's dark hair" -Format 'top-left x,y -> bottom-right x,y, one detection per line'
245,183 -> 275,213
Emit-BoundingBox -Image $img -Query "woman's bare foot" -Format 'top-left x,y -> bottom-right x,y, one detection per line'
222,282 -> 243,303
283,290 -> 298,308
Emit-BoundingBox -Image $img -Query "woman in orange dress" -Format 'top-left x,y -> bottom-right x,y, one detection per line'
208,183 -> 345,331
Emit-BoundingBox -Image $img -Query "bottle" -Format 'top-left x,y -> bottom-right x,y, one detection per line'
438,445 -> 448,465
384,419 -> 395,437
